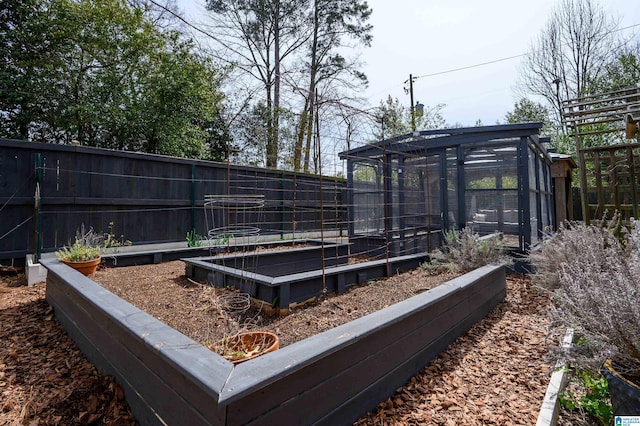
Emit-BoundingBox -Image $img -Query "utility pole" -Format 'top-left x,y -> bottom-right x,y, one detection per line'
409,74 -> 416,132
405,74 -> 422,132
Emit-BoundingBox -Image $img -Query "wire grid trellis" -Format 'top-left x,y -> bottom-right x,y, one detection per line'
204,194 -> 266,323
203,194 -> 265,242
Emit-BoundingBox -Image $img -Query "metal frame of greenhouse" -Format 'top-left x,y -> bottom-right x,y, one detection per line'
339,122 -> 553,257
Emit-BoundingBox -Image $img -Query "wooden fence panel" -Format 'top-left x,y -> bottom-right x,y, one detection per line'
0,139 -> 345,263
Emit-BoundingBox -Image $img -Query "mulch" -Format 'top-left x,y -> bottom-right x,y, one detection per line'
355,274 -> 554,425
0,275 -> 135,426
1,265 -> 556,425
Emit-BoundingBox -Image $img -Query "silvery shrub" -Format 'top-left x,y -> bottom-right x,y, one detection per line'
530,219 -> 640,373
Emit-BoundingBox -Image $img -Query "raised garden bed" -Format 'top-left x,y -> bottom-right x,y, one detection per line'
100,238 -> 339,267
42,258 -> 505,426
183,243 -> 425,313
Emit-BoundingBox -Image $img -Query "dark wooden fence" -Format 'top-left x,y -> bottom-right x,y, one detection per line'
0,139 -> 345,263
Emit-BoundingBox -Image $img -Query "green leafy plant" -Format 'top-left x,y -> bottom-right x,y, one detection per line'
215,233 -> 233,245
55,225 -> 102,262
559,369 -> 613,426
186,230 -> 204,247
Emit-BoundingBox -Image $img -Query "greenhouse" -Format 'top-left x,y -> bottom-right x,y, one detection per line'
339,122 -> 553,256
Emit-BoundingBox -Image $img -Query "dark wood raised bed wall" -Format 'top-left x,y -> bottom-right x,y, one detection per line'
0,139 -> 345,263
185,251 -> 428,310
43,259 -> 233,426
43,258 -> 505,426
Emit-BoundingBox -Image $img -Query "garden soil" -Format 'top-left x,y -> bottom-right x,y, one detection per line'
1,260 -> 555,425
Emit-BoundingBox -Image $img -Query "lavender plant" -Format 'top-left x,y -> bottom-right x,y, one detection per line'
55,225 -> 103,262
424,227 -> 509,273
530,220 -> 640,375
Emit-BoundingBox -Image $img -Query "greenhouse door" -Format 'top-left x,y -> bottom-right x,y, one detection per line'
402,150 -> 455,252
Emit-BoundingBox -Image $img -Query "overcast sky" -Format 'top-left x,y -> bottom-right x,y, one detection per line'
179,0 -> 640,127
362,0 -> 640,126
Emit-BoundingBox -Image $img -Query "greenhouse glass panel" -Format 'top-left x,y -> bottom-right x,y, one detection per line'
502,190 -> 520,247
529,148 -> 537,190
541,193 -> 549,231
352,162 -> 383,234
538,154 -> 546,191
340,123 -> 551,257
446,148 -> 458,229
403,158 -> 427,234
390,160 -> 400,231
530,193 -> 539,245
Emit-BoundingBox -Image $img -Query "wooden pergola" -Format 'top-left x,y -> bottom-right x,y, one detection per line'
562,85 -> 640,223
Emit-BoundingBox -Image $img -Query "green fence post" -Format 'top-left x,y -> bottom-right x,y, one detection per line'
191,164 -> 196,234
280,171 -> 285,239
34,153 -> 43,260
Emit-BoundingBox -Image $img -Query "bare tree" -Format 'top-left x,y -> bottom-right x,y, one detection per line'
517,0 -> 621,127
205,0 -> 310,168
292,0 -> 372,172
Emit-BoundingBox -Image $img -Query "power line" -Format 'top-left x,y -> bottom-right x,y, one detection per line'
365,22 -> 640,101
415,54 -> 526,80
142,3 -> 640,113
145,1 -> 640,85
145,0 -> 231,62
412,22 -> 640,81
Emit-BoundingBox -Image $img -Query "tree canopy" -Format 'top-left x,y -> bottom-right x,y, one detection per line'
373,95 -> 446,140
205,0 -> 372,170
0,0 -> 229,159
504,98 -> 553,135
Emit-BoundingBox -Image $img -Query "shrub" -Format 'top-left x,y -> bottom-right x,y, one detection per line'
423,227 -> 509,273
55,223 -> 131,262
529,219 -> 640,374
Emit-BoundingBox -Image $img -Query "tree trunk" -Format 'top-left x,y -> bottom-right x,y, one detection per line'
303,1 -> 319,173
303,103 -> 314,173
267,0 -> 281,169
294,97 -> 309,171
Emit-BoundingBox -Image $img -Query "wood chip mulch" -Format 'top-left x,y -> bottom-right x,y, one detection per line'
90,261 -> 460,348
355,274 -> 554,425
0,275 -> 135,426
1,263 -> 554,425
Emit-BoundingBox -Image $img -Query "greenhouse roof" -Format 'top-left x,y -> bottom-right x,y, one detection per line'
339,122 -> 545,159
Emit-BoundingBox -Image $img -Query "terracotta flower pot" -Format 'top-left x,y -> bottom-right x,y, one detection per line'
210,331 -> 279,364
61,256 -> 101,276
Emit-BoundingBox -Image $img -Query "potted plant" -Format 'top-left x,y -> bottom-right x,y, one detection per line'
529,218 -> 640,416
55,225 -> 103,275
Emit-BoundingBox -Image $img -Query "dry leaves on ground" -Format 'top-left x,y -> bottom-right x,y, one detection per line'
0,275 -> 135,426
